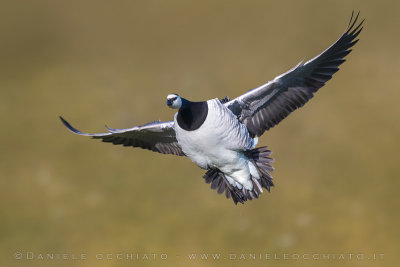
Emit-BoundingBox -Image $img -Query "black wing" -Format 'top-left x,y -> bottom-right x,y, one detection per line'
225,12 -> 364,136
60,116 -> 185,156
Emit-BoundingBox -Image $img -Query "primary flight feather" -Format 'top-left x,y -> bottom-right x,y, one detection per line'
61,12 -> 364,204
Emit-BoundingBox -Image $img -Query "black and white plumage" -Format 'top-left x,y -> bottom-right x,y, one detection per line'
60,13 -> 363,204
60,117 -> 185,156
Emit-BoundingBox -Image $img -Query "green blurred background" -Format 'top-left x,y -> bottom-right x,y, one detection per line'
1,0 -> 399,266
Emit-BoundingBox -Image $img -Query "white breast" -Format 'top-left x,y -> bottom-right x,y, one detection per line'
174,98 -> 255,170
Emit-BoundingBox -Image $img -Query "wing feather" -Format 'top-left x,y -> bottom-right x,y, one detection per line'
225,12 -> 364,137
59,116 -> 185,156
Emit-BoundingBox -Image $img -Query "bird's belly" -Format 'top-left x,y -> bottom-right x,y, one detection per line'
174,99 -> 254,170
177,128 -> 243,169
176,125 -> 254,189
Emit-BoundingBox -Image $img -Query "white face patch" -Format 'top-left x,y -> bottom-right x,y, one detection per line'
166,94 -> 182,109
167,94 -> 178,100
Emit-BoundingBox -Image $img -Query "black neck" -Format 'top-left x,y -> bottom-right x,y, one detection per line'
177,100 -> 208,131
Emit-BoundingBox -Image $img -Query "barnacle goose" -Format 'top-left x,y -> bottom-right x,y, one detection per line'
60,13 -> 364,204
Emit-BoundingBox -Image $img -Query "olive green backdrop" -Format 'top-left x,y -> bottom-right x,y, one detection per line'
1,0 -> 399,266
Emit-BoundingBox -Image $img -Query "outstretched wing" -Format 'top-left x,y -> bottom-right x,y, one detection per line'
60,116 -> 185,156
225,12 -> 364,137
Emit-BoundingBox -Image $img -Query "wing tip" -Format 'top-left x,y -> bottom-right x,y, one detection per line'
346,10 -> 365,34
59,116 -> 81,134
59,116 -> 101,137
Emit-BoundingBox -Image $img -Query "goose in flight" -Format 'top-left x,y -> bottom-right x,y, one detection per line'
60,13 -> 364,204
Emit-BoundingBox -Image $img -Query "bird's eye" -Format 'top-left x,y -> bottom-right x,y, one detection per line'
170,97 -> 177,101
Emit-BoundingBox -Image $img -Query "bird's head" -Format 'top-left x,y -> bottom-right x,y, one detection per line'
166,94 -> 182,109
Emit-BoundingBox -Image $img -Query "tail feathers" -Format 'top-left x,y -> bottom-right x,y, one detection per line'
245,146 -> 275,192
202,146 -> 274,205
203,169 -> 247,205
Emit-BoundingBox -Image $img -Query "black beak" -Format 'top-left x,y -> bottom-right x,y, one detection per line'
166,99 -> 173,106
